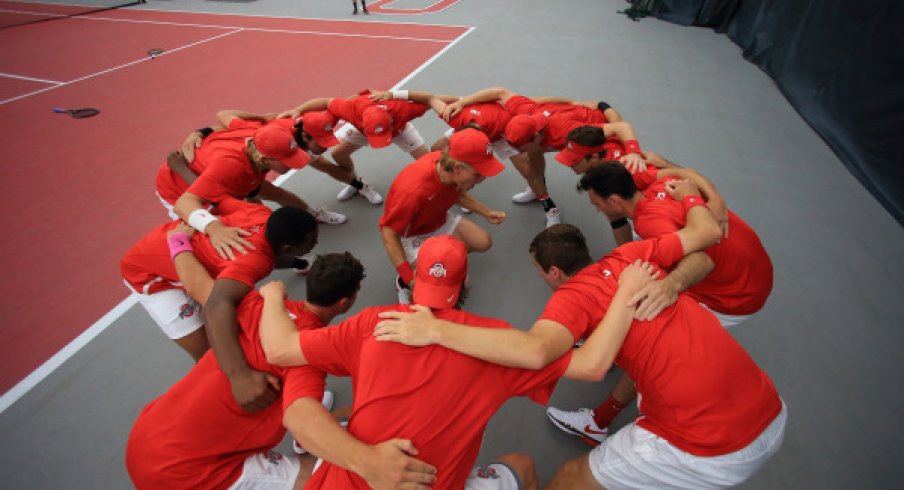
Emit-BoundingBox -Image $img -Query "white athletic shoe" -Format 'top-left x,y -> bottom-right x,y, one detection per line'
395,275 -> 412,305
545,207 -> 561,228
337,183 -> 358,201
293,391 -> 336,455
294,253 -> 315,275
358,181 -> 383,204
313,206 -> 348,225
512,187 -> 537,203
546,407 -> 609,447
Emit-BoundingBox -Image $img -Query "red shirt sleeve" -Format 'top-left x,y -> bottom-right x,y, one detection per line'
280,365 -> 327,412
299,311 -> 372,377
538,287 -> 599,341
633,199 -> 683,240
379,176 -> 423,235
503,94 -> 538,115
186,152 -> 258,204
327,98 -> 356,124
614,233 -> 686,271
499,350 -> 572,405
631,165 -> 660,191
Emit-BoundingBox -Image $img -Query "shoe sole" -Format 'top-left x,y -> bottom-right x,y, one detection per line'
546,412 -> 603,447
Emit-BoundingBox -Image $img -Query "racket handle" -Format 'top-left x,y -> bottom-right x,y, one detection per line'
53,108 -> 67,113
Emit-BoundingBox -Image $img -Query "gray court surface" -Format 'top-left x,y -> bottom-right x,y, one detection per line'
2,0 -> 903,488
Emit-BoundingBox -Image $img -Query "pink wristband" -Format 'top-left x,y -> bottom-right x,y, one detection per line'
624,139 -> 642,155
167,232 -> 193,260
681,195 -> 706,213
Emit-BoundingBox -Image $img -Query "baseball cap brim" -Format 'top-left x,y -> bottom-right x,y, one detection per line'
556,147 -> 584,166
312,132 -> 340,149
470,154 -> 505,177
412,282 -> 460,310
280,150 -> 311,169
366,132 -> 392,149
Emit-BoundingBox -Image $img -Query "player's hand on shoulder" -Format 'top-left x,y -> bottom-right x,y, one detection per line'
664,179 -> 700,200
374,305 -> 440,347
441,100 -> 464,122
619,153 -> 646,174
259,280 -> 287,300
368,90 -> 393,102
167,221 -> 196,239
206,221 -> 255,260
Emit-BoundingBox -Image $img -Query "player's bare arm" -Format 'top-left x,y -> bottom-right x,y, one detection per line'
174,192 -> 255,260
658,166 -> 729,237
206,278 -> 280,411
278,97 -> 332,119
375,306 -> 576,369
168,224 -> 215,305
565,260 -> 657,381
258,280 -> 306,366
457,192 -> 506,225
444,86 -> 514,121
632,252 -> 714,321
166,150 -> 198,186
285,398 -> 437,489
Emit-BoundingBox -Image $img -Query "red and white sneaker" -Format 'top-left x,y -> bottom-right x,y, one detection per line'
546,406 -> 608,447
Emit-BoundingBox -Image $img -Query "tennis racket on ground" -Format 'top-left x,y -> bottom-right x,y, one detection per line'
53,107 -> 100,119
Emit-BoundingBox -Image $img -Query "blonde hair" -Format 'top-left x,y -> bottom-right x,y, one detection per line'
245,139 -> 270,171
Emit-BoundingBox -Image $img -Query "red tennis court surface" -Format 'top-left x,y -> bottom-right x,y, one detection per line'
0,4 -> 469,399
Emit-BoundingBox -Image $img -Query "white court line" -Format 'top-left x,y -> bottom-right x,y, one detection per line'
0,28 -> 241,106
0,295 -> 137,414
0,8 -> 66,18
0,18 -> 473,415
372,0 -> 463,14
80,14 -> 455,43
0,72 -> 63,84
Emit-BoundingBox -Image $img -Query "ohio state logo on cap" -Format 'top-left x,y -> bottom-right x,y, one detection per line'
324,123 -> 332,131
289,140 -> 298,150
374,126 -> 384,134
485,143 -> 492,156
567,142 -> 574,149
428,262 -> 447,278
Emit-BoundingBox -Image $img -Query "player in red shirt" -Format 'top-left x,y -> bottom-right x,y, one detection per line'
443,86 -> 630,228
156,116 -> 343,262
127,250 -> 409,490
120,199 -> 318,361
379,128 -> 507,304
280,90 -> 434,205
257,235 -> 660,489
375,182 -> 785,488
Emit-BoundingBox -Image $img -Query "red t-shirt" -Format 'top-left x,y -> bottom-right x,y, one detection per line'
296,306 -> 570,489
445,103 -> 512,141
328,94 -> 429,137
379,152 -> 460,237
539,234 -> 781,456
633,178 -> 774,314
126,294 -> 326,490
156,119 -> 267,205
120,200 -> 276,295
503,94 -> 607,123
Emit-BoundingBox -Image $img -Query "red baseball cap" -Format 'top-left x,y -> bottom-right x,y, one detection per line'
448,128 -> 504,177
252,123 -> 311,169
299,111 -> 340,148
504,114 -> 547,148
362,106 -> 393,148
413,235 -> 468,310
556,139 -> 606,166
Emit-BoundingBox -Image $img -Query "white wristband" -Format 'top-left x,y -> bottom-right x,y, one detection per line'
390,89 -> 409,101
187,209 -> 219,233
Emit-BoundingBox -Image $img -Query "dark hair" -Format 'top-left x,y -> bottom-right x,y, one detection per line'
577,162 -> 636,199
292,121 -> 310,151
306,252 -> 365,306
529,224 -> 593,275
265,207 -> 317,251
567,125 -> 606,146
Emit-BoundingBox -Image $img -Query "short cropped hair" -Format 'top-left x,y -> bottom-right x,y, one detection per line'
529,224 -> 593,275
567,125 -> 607,146
265,207 -> 317,251
306,252 -> 365,307
577,162 -> 637,200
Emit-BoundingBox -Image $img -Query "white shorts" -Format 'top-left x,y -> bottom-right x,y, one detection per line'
442,127 -> 519,159
590,401 -> 786,490
700,304 -> 751,328
127,282 -> 203,340
465,462 -> 521,489
400,212 -> 462,264
157,191 -> 179,221
335,121 -> 425,153
228,450 -> 300,490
